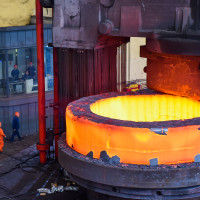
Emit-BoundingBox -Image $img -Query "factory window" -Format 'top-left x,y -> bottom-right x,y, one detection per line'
2,46 -> 54,96
0,50 -> 7,96
44,46 -> 54,91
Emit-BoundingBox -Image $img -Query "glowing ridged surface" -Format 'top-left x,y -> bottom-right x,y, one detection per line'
90,95 -> 200,122
66,93 -> 200,165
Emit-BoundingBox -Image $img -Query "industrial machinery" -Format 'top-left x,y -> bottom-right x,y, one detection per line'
41,0 -> 200,199
51,0 -> 200,102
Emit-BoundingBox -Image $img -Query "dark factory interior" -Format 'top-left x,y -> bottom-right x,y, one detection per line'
0,0 -> 200,200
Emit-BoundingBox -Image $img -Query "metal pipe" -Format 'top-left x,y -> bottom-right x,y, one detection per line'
5,50 -> 9,97
53,47 -> 59,159
36,0 -> 47,164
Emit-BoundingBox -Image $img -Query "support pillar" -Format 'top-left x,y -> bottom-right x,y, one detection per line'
53,47 -> 59,159
36,0 -> 49,164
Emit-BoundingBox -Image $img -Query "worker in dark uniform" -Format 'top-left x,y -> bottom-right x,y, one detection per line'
11,65 -> 20,92
27,62 -> 36,79
22,70 -> 31,81
10,112 -> 21,142
11,64 -> 19,80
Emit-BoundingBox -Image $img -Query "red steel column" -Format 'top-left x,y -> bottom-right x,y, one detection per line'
53,47 -> 59,159
36,0 -> 47,164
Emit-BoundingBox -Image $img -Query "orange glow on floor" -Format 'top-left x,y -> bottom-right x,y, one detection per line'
66,94 -> 200,165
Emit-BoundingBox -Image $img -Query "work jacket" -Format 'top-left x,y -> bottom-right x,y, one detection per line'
12,116 -> 20,130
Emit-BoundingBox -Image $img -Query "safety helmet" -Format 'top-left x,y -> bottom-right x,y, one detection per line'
15,112 -> 20,117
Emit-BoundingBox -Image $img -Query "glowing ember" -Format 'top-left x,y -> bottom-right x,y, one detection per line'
66,91 -> 200,165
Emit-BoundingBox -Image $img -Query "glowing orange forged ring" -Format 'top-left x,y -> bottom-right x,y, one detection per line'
66,91 -> 200,165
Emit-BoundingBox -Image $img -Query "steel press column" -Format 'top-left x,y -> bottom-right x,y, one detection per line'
36,0 -> 49,164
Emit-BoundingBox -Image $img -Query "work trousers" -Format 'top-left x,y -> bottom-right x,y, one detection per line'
0,137 -> 4,151
10,129 -> 21,142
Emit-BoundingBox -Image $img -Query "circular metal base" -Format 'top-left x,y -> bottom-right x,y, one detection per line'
58,134 -> 200,200
86,190 -> 199,200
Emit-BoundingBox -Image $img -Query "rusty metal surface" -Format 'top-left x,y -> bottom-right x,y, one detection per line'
58,133 -> 200,199
141,46 -> 200,100
58,42 -> 126,112
53,0 -> 200,49
146,38 -> 200,56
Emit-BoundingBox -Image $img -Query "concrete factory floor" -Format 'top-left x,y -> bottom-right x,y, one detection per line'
0,134 -> 87,200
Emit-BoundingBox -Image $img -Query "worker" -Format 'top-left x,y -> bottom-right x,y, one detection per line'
27,62 -> 36,79
11,64 -> 20,80
11,64 -> 20,92
10,112 -> 22,142
22,70 -> 31,81
0,122 -> 6,152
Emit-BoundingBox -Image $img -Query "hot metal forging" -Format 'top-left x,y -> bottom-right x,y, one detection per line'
59,90 -> 200,199
66,90 -> 200,165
